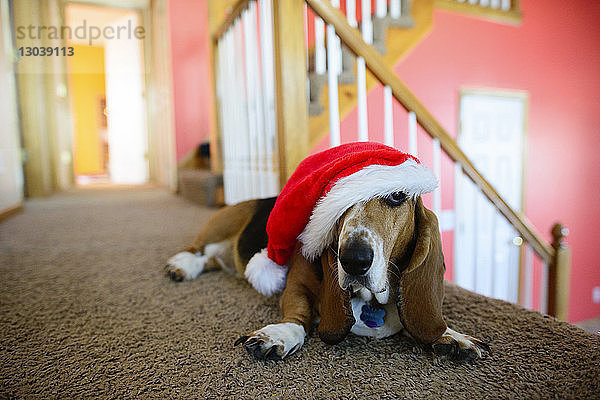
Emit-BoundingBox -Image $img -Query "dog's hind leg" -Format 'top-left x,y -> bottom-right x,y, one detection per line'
166,200 -> 260,282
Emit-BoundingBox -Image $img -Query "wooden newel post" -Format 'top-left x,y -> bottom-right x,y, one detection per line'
547,223 -> 571,321
273,0 -> 310,188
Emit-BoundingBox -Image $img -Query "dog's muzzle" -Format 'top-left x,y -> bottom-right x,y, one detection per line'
339,239 -> 374,276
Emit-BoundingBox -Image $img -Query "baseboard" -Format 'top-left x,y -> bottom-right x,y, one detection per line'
0,203 -> 23,222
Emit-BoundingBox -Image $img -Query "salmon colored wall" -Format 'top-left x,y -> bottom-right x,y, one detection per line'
168,0 -> 212,161
321,1 -> 600,322
67,45 -> 107,176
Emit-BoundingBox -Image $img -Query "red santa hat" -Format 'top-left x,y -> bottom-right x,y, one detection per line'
244,142 -> 438,296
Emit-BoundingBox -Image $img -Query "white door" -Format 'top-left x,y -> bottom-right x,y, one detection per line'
104,12 -> 148,184
454,91 -> 527,303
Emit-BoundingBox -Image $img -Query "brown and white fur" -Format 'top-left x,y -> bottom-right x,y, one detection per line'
165,195 -> 490,361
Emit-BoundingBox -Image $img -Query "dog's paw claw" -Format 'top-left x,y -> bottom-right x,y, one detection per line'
237,336 -> 283,360
234,336 -> 250,346
433,328 -> 490,361
477,340 -> 492,355
236,323 -> 305,361
164,252 -> 207,281
165,265 -> 185,282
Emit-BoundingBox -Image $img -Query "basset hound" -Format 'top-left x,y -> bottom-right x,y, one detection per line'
165,194 -> 490,361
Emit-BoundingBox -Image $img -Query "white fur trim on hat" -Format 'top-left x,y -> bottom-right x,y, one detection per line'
245,249 -> 289,296
298,160 -> 438,261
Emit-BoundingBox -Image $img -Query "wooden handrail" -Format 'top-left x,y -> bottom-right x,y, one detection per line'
305,0 -> 554,265
212,0 -> 253,43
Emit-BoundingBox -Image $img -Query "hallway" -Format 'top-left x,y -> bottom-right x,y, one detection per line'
1,189 -> 598,398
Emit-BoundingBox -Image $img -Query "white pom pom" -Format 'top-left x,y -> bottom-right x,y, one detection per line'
244,249 -> 288,296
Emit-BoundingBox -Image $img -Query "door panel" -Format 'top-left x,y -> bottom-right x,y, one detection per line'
455,92 -> 527,303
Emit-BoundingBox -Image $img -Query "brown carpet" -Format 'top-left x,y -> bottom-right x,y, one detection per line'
1,188 -> 599,399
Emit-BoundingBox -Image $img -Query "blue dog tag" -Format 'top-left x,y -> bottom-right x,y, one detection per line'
360,304 -> 386,328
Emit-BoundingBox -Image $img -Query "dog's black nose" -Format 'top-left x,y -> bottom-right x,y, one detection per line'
339,240 -> 374,276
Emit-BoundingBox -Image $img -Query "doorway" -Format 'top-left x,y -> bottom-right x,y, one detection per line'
66,3 -> 148,185
454,89 -> 528,303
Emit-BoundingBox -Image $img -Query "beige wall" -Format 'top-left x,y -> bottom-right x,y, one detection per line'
0,0 -> 24,210
12,0 -> 74,197
145,0 -> 176,190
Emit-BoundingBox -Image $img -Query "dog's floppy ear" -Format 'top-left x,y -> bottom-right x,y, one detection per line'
397,197 -> 447,344
318,248 -> 355,344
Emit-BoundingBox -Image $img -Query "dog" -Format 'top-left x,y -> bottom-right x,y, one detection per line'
165,194 -> 490,361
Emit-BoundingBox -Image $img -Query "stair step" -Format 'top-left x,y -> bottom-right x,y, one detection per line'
178,169 -> 224,207
308,70 -> 355,116
388,15 -> 415,28
309,102 -> 325,116
306,10 -> 415,117
373,17 -> 388,54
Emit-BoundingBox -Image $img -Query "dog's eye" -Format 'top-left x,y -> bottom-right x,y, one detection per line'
385,192 -> 407,207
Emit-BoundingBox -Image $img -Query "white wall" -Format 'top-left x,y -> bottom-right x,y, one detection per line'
0,0 -> 24,210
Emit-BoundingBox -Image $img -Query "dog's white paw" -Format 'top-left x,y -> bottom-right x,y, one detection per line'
165,251 -> 208,281
432,327 -> 490,361
235,322 -> 305,360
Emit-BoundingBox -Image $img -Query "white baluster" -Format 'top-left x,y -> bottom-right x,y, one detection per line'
235,19 -> 251,202
361,0 -> 373,44
251,3 -> 267,196
480,0 -> 491,7
390,0 -> 401,18
315,17 -> 326,75
259,0 -> 278,195
540,261 -> 549,314
252,2 -> 266,197
408,111 -> 417,156
304,3 -> 310,105
523,244 -> 534,309
243,7 -> 260,198
356,0 -> 372,142
490,0 -> 501,9
327,22 -> 341,147
433,138 -> 441,224
376,0 -> 387,18
232,19 -> 241,202
356,57 -> 368,142
331,0 -> 343,76
217,37 -> 229,204
501,0 -> 511,11
230,24 -> 240,203
346,0 -> 358,27
384,86 -> 393,146
223,31 -> 236,204
222,32 -> 231,204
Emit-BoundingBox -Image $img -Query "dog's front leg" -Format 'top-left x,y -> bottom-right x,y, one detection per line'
235,245 -> 320,360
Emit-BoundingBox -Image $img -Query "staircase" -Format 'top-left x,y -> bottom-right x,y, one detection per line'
177,143 -> 224,207
306,0 -> 521,149
207,0 -> 571,320
308,0 -> 431,148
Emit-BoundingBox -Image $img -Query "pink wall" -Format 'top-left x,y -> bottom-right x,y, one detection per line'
168,0 -> 212,161
319,1 -> 600,322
